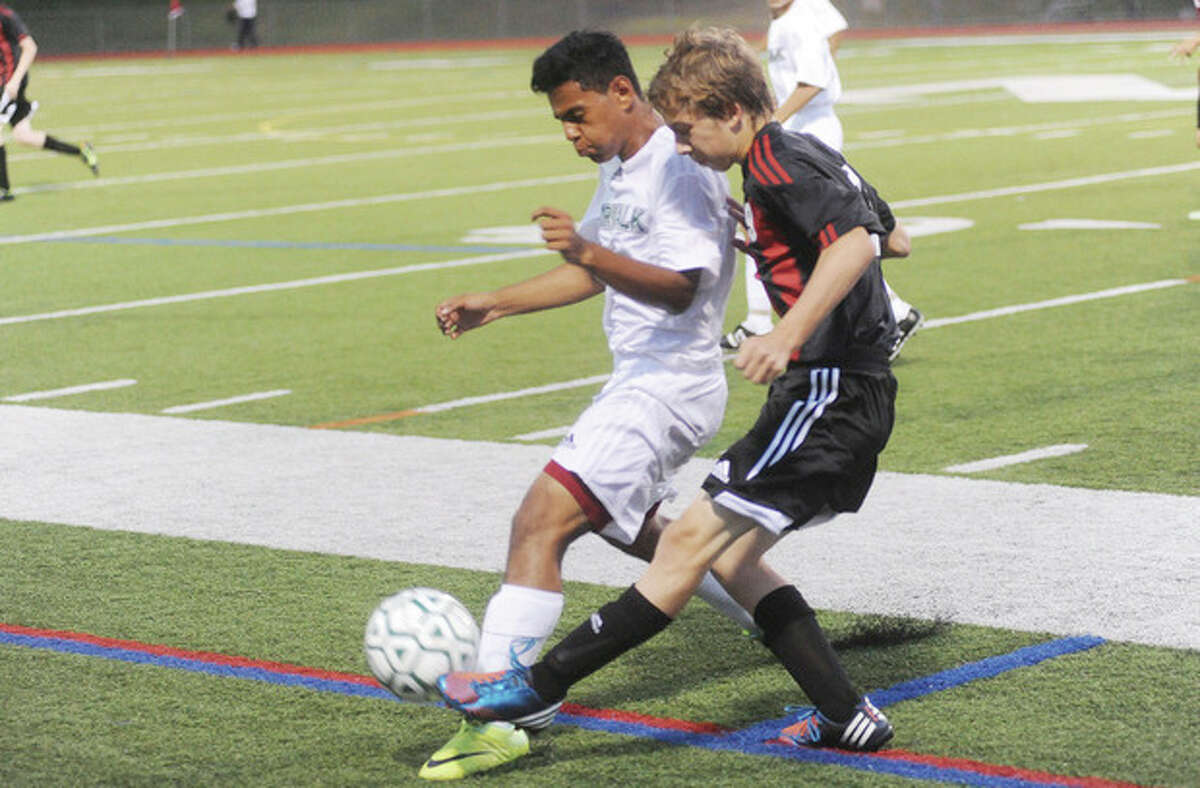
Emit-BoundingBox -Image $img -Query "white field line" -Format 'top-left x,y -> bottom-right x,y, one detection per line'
161,389 -> 292,415
10,108 -> 549,164
0,249 -> 553,327
2,378 -> 137,402
41,90 -> 532,137
923,279 -> 1188,330
9,134 -> 563,196
388,278 -> 1188,420
845,108 -> 1191,151
413,374 -> 611,415
944,444 -> 1090,474
512,426 -> 572,441
0,173 -> 591,246
890,161 -> 1200,210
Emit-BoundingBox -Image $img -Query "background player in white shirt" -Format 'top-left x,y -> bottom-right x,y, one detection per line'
424,30 -> 792,780
1169,0 -> 1200,148
726,0 -> 923,361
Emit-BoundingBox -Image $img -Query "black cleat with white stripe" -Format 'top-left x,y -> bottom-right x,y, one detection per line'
778,697 -> 894,752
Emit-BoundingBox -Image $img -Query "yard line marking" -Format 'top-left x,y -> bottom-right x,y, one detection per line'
161,390 -> 292,415
310,374 -> 612,430
45,237 -> 522,254
943,444 -> 1090,474
923,278 -> 1189,329
312,277 -> 1192,428
7,135 -> 565,197
2,378 -> 137,402
512,426 -> 572,441
890,161 -> 1200,210
2,624 -> 1134,787
0,172 -> 592,246
0,249 -> 553,327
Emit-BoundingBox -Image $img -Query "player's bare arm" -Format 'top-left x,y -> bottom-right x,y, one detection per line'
1170,33 -> 1200,59
435,264 -> 602,339
734,227 -> 877,384
771,83 -> 821,125
881,222 -> 911,259
532,205 -> 701,313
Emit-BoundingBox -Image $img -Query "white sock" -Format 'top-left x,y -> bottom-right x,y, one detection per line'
742,258 -> 774,335
695,571 -> 757,632
884,279 -> 911,321
474,584 -> 564,671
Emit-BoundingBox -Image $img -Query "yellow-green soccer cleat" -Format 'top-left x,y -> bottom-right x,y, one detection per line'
418,719 -> 530,781
81,142 -> 99,176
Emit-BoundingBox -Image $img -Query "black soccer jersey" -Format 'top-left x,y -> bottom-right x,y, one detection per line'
741,123 -> 897,370
0,5 -> 30,85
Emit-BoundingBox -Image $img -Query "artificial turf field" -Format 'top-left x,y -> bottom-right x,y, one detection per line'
1,24 -> 1198,787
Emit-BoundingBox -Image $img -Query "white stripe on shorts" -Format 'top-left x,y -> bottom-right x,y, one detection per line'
745,367 -> 839,481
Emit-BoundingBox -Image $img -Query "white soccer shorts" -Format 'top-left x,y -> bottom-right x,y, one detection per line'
551,370 -> 726,545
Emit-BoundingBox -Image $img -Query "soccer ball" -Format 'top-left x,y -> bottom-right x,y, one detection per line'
363,587 -> 480,701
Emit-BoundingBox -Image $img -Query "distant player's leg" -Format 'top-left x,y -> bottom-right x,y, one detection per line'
10,114 -> 98,176
0,143 -> 12,201
883,278 -> 923,360
723,256 -> 774,349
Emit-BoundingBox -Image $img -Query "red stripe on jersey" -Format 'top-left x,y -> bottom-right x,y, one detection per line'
747,144 -> 779,186
759,134 -> 793,184
819,222 -> 839,249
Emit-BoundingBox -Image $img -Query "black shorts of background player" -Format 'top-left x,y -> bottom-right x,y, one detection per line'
438,27 -> 914,756
1,4 -> 98,202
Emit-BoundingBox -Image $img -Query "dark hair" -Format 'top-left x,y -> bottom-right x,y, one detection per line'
531,30 -> 642,98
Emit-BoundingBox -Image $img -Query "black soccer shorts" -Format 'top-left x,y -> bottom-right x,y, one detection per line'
701,365 -> 896,533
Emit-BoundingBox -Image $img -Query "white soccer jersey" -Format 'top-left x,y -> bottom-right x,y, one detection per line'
795,0 -> 849,40
233,0 -> 257,18
554,125 -> 736,543
767,0 -> 844,149
577,125 -> 736,377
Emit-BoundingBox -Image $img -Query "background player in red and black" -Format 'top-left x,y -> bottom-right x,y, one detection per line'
1,4 -> 98,202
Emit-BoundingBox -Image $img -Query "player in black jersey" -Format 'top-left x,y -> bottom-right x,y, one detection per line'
437,27 -> 911,756
1,4 -> 99,202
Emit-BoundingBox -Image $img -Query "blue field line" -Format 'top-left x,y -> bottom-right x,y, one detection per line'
41,236 -> 527,254
734,634 -> 1108,744
1,628 -> 1111,786
0,629 -> 399,701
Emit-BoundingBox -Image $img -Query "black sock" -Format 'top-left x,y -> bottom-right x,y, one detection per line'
0,146 -> 8,191
754,585 -> 860,722
43,136 -> 81,156
529,585 -> 672,703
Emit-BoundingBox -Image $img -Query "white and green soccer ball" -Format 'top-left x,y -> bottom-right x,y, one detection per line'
364,587 -> 480,702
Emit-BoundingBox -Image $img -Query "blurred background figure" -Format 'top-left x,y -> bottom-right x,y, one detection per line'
1170,0 -> 1200,147
230,0 -> 258,51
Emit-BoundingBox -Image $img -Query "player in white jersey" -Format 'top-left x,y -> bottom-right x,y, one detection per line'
423,31 -> 789,781
1170,0 -> 1200,148
726,0 -> 923,360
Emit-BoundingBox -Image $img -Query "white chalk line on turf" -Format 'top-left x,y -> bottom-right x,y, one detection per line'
922,278 -> 1188,329
8,134 -> 564,197
2,378 -> 138,402
944,444 -> 1089,474
0,249 -> 553,327
161,390 -> 292,415
890,161 -> 1200,209
368,278 -> 1191,422
0,172 -> 592,246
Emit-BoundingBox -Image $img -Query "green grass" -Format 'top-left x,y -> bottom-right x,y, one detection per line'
1,26 -> 1197,787
2,520 -> 1197,787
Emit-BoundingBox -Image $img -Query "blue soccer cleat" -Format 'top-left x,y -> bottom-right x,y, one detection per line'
436,647 -> 561,731
778,696 -> 893,752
